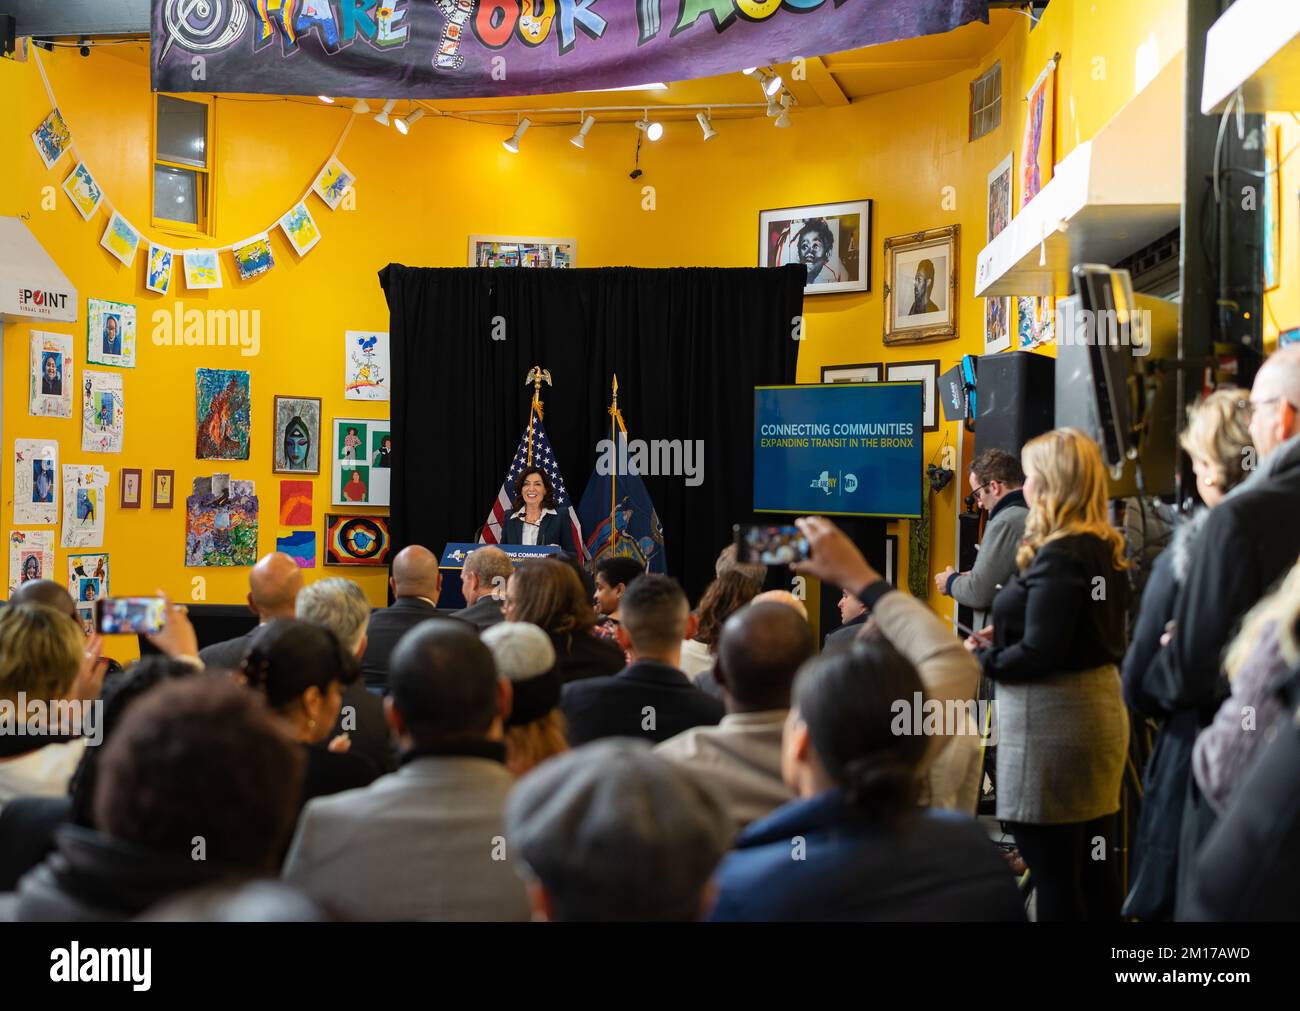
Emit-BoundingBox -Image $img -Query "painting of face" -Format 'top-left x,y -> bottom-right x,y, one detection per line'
284,417 -> 311,468
273,397 -> 322,474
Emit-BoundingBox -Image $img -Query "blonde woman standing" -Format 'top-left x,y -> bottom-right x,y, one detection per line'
970,428 -> 1131,921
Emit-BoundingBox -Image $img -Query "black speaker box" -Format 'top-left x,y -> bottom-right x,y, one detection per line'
975,351 -> 1055,457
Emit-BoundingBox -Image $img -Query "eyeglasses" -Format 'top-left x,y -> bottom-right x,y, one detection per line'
1244,396 -> 1297,416
970,481 -> 992,498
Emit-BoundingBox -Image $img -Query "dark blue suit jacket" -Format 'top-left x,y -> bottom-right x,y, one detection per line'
501,510 -> 576,554
560,659 -> 723,746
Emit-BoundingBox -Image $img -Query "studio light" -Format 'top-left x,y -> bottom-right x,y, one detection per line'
636,116 -> 663,141
741,67 -> 757,75
318,95 -> 335,104
351,99 -> 371,115
766,93 -> 781,117
374,99 -> 397,127
696,111 -> 718,141
395,109 -> 425,135
571,114 -> 596,148
503,117 -> 531,153
764,73 -> 783,97
774,94 -> 792,128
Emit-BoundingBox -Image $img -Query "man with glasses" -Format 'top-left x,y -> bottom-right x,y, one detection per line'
1143,345 -> 1300,918
936,448 -> 1028,631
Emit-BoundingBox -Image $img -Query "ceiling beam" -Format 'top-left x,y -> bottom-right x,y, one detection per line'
827,58 -> 981,73
0,0 -> 147,38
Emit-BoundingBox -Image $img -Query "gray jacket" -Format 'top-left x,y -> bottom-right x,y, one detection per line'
282,753 -> 530,921
947,490 -> 1028,629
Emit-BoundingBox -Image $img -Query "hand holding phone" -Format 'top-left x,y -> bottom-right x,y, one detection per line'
734,524 -> 810,566
96,596 -> 167,635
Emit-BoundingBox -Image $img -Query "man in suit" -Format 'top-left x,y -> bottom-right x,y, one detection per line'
562,575 -> 723,745
198,552 -> 302,671
282,620 -> 530,921
657,601 -> 813,834
359,545 -> 441,693
821,587 -> 867,653
450,546 -> 512,631
295,577 -> 394,774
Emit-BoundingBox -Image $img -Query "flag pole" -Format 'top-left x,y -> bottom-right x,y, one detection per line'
524,365 -> 551,467
609,374 -> 619,550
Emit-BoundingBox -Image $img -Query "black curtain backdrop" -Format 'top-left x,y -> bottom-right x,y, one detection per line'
379,264 -> 805,603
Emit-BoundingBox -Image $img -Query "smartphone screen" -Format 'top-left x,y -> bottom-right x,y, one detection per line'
734,524 -> 810,566
96,597 -> 167,635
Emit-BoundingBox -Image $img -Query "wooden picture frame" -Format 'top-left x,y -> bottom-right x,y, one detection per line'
883,225 -> 960,345
820,362 -> 882,384
152,469 -> 175,509
120,468 -> 142,509
758,199 -> 871,294
273,395 -> 323,475
884,359 -> 942,433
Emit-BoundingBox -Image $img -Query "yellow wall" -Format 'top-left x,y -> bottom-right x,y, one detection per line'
0,0 -> 1189,655
1265,115 -> 1300,349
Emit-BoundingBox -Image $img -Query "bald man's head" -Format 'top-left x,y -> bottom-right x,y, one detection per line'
391,545 -> 441,601
715,601 -> 816,712
9,579 -> 77,621
752,589 -> 808,621
1250,346 -> 1300,458
248,553 -> 303,621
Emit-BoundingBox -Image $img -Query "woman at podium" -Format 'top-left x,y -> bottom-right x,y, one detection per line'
502,466 -> 577,554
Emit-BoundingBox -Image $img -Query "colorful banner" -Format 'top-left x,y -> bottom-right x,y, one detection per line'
1019,56 -> 1057,210
152,0 -> 988,98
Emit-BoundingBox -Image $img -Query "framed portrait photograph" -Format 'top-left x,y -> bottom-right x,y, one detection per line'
120,468 -> 143,509
87,298 -> 137,368
759,200 -> 871,294
273,396 -> 323,474
469,235 -> 576,268
332,417 -> 391,507
820,363 -> 882,384
884,359 -> 941,432
152,469 -> 175,509
883,225 -> 959,345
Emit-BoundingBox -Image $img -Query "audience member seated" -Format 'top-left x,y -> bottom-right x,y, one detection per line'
199,552 -> 303,671
0,604 -> 104,813
0,679 -> 304,921
505,559 -> 623,684
752,589 -> 808,619
591,555 -> 644,642
359,545 -> 442,693
0,656 -> 196,891
296,577 -> 394,774
240,620 -> 378,812
709,640 -> 1025,922
481,622 -> 566,776
657,601 -> 812,833
822,587 -> 867,653
681,570 -> 762,682
935,447 -> 1029,629
282,620 -> 530,920
9,581 -> 126,688
451,546 -> 513,631
505,739 -> 733,921
1122,387 -> 1252,921
562,575 -> 724,745
1139,346 -> 1300,916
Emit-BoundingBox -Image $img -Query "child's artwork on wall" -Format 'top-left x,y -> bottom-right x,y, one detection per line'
184,249 -> 223,290
313,158 -> 355,211
280,480 -> 313,525
32,108 -> 71,169
87,298 -> 137,368
196,369 -> 251,461
61,464 -> 109,548
62,162 -> 103,221
67,553 -> 109,608
1016,295 -> 1056,349
9,530 -> 55,595
273,396 -> 321,474
332,417 -> 391,506
100,212 -> 141,268
186,475 -> 259,567
277,530 -> 317,569
325,514 -> 391,566
279,202 -> 321,256
232,233 -> 275,281
81,370 -> 124,453
30,331 -> 73,418
147,245 -> 175,295
344,331 -> 389,401
14,439 -> 58,526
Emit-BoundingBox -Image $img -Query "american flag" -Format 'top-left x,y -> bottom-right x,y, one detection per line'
478,411 -> 586,561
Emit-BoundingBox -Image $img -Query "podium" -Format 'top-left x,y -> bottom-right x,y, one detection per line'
437,541 -> 562,609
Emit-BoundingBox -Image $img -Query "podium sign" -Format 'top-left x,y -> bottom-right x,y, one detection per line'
439,542 -> 561,569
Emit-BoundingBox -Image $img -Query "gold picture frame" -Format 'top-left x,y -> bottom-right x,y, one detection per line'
883,225 -> 959,345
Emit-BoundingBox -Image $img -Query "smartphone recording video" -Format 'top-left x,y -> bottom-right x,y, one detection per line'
96,597 -> 167,636
734,524 -> 810,566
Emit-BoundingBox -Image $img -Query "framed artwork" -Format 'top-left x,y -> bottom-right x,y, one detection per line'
120,468 -> 142,509
87,298 -> 137,368
759,200 -> 870,294
9,530 -> 54,595
325,514 -> 392,566
1016,294 -> 1056,348
81,370 -> 124,454
332,417 -> 391,507
196,369 -> 251,461
820,363 -> 882,384
153,469 -> 175,509
469,234 -> 575,268
344,332 -> 389,401
985,296 -> 1011,354
30,331 -> 74,419
884,359 -> 941,433
883,225 -> 959,345
273,396 -> 322,474
13,439 -> 58,526
987,153 -> 1013,242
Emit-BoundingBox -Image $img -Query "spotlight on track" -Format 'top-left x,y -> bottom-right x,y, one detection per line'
318,95 -> 335,104
774,94 -> 792,128
571,114 -> 595,148
636,115 -> 663,141
503,116 -> 531,153
374,99 -> 397,127
351,99 -> 371,115
696,111 -> 718,141
395,109 -> 425,135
